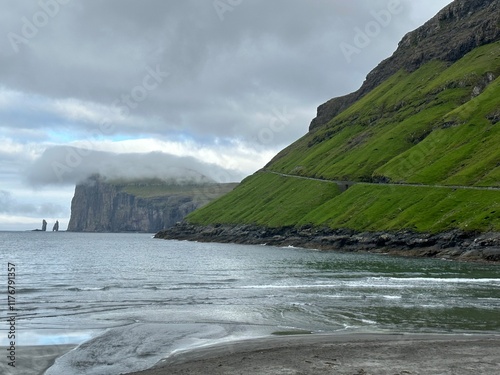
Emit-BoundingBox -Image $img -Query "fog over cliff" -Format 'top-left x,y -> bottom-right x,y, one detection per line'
26,146 -> 244,187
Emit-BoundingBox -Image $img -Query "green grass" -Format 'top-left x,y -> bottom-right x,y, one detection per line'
268,42 -> 500,185
299,184 -> 500,233
109,178 -> 238,199
187,172 -> 500,233
188,172 -> 341,227
187,42 -> 500,234
376,77 -> 500,186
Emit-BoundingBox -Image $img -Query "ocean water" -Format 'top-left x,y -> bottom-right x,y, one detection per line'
1,231 -> 500,374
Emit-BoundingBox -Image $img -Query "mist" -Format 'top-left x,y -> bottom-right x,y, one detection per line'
25,146 -> 245,187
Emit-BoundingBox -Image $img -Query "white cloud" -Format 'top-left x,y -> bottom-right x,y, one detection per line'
25,146 -> 247,186
51,98 -> 119,125
68,138 -> 277,174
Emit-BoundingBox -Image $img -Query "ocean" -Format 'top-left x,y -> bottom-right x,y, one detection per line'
1,231 -> 500,374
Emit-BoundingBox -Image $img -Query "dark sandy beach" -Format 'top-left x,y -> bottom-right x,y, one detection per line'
126,333 -> 500,375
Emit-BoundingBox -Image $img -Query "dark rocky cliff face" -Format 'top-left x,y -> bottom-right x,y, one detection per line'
309,0 -> 500,131
67,177 -> 237,233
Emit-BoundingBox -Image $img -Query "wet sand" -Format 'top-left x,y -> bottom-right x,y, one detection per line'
0,344 -> 76,375
126,333 -> 500,375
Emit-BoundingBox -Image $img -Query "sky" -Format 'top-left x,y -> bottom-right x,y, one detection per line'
0,0 -> 453,231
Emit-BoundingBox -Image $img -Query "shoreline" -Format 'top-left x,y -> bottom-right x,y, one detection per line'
0,344 -> 76,375
156,223 -> 500,263
126,332 -> 500,375
7,333 -> 500,375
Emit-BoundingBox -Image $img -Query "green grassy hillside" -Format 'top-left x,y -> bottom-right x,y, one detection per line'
187,42 -> 500,233
189,172 -> 342,227
189,172 -> 500,233
268,42 -> 500,185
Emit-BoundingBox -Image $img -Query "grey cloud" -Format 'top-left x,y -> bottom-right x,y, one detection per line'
0,0 -> 452,148
25,146 -> 244,187
0,0 -> 455,230
0,190 -> 67,217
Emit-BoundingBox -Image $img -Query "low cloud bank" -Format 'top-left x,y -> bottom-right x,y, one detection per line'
0,190 -> 67,217
26,147 -> 244,186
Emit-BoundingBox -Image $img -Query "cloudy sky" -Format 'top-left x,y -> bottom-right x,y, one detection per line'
0,0 -> 453,231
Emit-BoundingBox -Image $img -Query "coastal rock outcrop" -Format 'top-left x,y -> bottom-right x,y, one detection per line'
156,223 -> 500,262
68,176 -> 237,233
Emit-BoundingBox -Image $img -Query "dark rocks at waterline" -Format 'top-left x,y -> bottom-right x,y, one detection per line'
155,223 -> 500,262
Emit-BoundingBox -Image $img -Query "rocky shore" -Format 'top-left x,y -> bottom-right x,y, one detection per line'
155,223 -> 500,262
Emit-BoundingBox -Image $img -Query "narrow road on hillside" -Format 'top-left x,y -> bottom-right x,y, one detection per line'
267,171 -> 500,192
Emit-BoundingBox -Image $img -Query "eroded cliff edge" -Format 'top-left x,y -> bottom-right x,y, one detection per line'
68,176 -> 237,233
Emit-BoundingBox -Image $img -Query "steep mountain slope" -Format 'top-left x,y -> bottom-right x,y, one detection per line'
268,44 -> 500,186
310,0 -> 500,130
68,176 -> 237,232
157,0 -> 500,259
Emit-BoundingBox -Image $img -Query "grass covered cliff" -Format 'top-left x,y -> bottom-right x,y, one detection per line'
68,176 -> 237,232
157,0 -> 500,259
